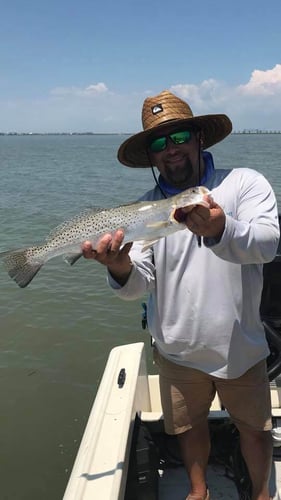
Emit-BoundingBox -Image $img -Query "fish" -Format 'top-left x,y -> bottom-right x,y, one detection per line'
0,186 -> 211,288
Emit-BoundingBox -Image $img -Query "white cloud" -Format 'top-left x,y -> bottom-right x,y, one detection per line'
85,83 -> 108,94
169,65 -> 281,130
170,79 -> 228,112
0,87 -> 143,133
0,67 -> 281,132
238,64 -> 281,96
50,82 -> 109,97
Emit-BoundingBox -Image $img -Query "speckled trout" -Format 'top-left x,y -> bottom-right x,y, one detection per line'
0,186 -> 210,288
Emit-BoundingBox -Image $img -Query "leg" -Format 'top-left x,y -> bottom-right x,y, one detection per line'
178,419 -> 210,499
215,360 -> 273,500
236,424 -> 272,500
153,348 -> 214,499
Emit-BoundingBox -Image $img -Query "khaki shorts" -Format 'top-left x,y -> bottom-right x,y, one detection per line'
154,349 -> 272,435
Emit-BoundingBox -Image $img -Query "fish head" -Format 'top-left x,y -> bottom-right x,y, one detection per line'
174,185 -> 211,209
170,186 -> 212,223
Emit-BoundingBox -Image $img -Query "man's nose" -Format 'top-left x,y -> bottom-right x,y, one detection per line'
165,137 -> 179,153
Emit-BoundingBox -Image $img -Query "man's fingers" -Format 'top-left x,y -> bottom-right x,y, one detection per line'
81,231 -> 126,262
109,229 -> 125,253
81,240 -> 96,259
192,205 -> 210,221
120,242 -> 133,255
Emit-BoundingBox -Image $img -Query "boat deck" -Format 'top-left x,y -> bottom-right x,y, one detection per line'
159,458 -> 281,499
63,343 -> 281,500
141,377 -> 281,499
159,464 -> 239,499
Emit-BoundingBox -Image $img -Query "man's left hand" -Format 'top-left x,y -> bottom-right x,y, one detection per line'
184,197 -> 225,240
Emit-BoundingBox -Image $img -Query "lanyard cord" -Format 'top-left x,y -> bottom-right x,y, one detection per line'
150,163 -> 167,198
198,131 -> 202,186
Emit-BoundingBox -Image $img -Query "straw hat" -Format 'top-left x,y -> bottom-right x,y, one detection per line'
118,90 -> 232,167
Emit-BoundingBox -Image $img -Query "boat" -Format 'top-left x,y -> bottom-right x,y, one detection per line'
63,218 -> 281,500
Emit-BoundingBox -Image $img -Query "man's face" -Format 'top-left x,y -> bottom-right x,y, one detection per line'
147,125 -> 201,189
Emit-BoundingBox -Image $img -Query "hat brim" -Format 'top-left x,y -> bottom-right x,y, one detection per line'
118,114 -> 232,167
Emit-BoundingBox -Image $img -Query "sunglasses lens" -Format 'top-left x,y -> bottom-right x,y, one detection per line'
170,130 -> 192,144
149,130 -> 192,153
149,136 -> 167,152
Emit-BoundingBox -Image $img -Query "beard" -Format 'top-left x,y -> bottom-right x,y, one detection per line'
163,157 -> 199,188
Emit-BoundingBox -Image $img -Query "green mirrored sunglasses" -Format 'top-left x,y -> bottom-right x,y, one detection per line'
149,130 -> 192,153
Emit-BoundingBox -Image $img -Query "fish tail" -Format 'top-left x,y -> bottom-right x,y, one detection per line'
0,247 -> 44,288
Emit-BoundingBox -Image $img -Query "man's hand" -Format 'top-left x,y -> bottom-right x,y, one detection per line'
81,229 -> 133,286
178,196 -> 226,240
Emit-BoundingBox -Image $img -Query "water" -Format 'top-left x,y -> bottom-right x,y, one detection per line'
0,134 -> 280,499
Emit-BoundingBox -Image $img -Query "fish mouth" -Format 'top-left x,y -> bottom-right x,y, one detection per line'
173,208 -> 187,223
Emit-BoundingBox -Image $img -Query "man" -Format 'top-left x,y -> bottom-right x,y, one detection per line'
82,90 -> 280,500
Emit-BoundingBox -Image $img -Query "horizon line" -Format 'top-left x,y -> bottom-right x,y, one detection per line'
1,130 -> 281,136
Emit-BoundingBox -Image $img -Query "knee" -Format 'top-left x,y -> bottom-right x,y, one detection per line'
177,420 -> 210,444
237,425 -> 272,447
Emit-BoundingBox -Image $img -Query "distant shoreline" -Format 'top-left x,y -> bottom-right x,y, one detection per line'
0,131 -> 281,136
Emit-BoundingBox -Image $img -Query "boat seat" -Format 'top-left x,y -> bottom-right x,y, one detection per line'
140,387 -> 281,420
140,376 -> 229,423
271,382 -> 281,416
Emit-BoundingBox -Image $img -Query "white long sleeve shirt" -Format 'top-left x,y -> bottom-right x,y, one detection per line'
109,168 -> 280,379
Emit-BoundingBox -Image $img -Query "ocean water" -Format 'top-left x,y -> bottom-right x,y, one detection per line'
0,133 -> 280,499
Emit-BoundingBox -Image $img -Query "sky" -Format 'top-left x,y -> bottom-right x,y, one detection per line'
1,0 -> 281,133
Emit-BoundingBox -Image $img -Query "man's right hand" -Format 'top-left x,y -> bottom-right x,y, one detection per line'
81,229 -> 133,286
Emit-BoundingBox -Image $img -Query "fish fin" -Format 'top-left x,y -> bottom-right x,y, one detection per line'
141,239 -> 161,251
63,253 -> 82,266
146,221 -> 169,229
0,248 -> 43,288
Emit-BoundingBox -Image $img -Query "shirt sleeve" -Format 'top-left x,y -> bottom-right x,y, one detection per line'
203,171 -> 280,264
107,241 -> 156,300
